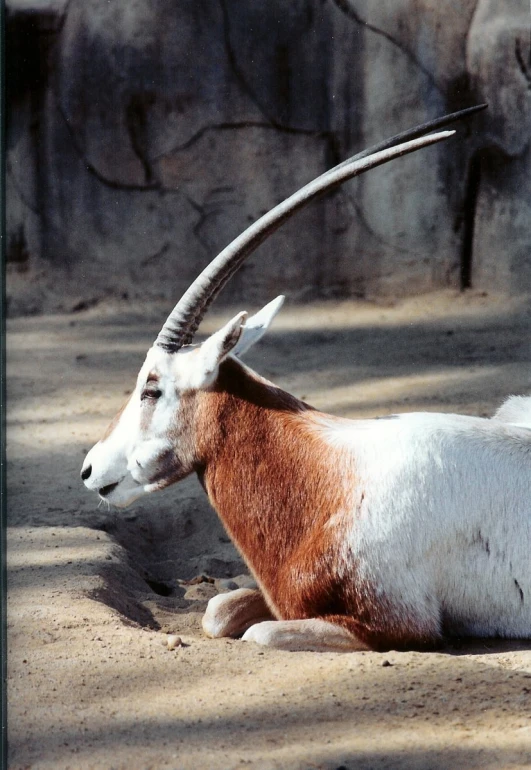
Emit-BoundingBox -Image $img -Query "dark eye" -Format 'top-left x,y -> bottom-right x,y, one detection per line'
141,386 -> 162,401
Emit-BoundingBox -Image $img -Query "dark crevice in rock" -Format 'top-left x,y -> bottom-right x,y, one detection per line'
153,121 -> 331,160
182,193 -> 213,254
125,93 -> 158,186
54,95 -> 161,193
275,43 -> 292,112
56,94 -> 333,199
153,121 -> 269,158
6,11 -> 47,107
515,38 -> 531,90
324,131 -> 342,171
7,160 -> 41,215
460,151 -> 483,290
56,0 -> 74,31
6,5 -> 58,242
445,73 -> 477,120
182,193 -> 203,218
219,0 -> 336,138
218,0 -> 277,126
145,578 -> 174,597
140,242 -> 170,268
7,226 -> 31,269
331,0 -> 445,97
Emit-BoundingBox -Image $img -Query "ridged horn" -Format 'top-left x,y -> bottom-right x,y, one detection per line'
155,105 -> 486,352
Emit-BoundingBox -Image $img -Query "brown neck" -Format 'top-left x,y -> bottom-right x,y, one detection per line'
193,358 -> 355,614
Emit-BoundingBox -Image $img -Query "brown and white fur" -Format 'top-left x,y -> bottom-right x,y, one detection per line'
81,108 -> 531,652
82,299 -> 531,651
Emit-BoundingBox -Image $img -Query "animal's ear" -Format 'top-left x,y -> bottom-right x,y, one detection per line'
233,296 -> 285,358
188,311 -> 247,389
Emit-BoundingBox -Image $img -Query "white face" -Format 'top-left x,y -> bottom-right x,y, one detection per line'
80,298 -> 284,508
81,345 -> 196,508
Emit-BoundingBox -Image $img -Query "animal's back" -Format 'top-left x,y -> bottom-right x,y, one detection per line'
493,395 -> 531,428
319,411 -> 531,638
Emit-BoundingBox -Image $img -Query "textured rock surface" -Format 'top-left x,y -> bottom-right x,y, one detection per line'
6,0 -> 531,314
466,0 -> 531,293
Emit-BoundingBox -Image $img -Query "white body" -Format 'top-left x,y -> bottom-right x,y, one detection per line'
317,410 -> 531,639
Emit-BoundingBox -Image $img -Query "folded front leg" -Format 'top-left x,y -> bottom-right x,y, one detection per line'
241,618 -> 369,652
202,588 -> 273,639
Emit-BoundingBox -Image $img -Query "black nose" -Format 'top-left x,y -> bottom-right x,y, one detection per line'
81,465 -> 92,481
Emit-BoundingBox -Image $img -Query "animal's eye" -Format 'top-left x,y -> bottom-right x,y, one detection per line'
141,386 -> 162,401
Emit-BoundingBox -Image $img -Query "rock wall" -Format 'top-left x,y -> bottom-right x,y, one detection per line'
6,0 -> 531,314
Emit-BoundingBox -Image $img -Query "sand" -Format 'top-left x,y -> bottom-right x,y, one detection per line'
7,290 -> 531,769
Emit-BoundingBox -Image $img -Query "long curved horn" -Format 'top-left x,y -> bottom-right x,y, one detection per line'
155,133 -> 451,351
320,103 -> 487,178
156,105 -> 486,352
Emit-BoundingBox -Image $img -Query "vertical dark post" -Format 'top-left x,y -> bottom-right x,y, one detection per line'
460,151 -> 483,290
0,0 -> 8,763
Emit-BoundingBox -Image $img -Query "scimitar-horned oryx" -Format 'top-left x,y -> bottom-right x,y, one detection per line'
82,104 -> 530,652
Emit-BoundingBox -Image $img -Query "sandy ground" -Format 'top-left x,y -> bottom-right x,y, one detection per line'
6,290 -> 531,770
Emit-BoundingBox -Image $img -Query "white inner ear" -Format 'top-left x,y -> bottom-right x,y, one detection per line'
185,311 -> 247,390
233,295 -> 285,358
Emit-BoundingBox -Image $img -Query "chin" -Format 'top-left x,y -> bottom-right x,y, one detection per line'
107,494 -> 141,509
103,480 -> 148,508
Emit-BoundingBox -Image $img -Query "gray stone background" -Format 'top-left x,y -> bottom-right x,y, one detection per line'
6,0 -> 531,315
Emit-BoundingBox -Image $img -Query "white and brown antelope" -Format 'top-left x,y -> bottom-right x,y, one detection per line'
81,106 -> 531,652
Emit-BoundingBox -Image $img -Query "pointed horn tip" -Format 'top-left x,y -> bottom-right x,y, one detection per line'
270,295 -> 286,309
427,129 -> 456,141
458,103 -> 487,115
404,129 -> 456,150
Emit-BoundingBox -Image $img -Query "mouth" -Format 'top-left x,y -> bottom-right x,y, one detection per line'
98,481 -> 121,498
96,476 -> 144,508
